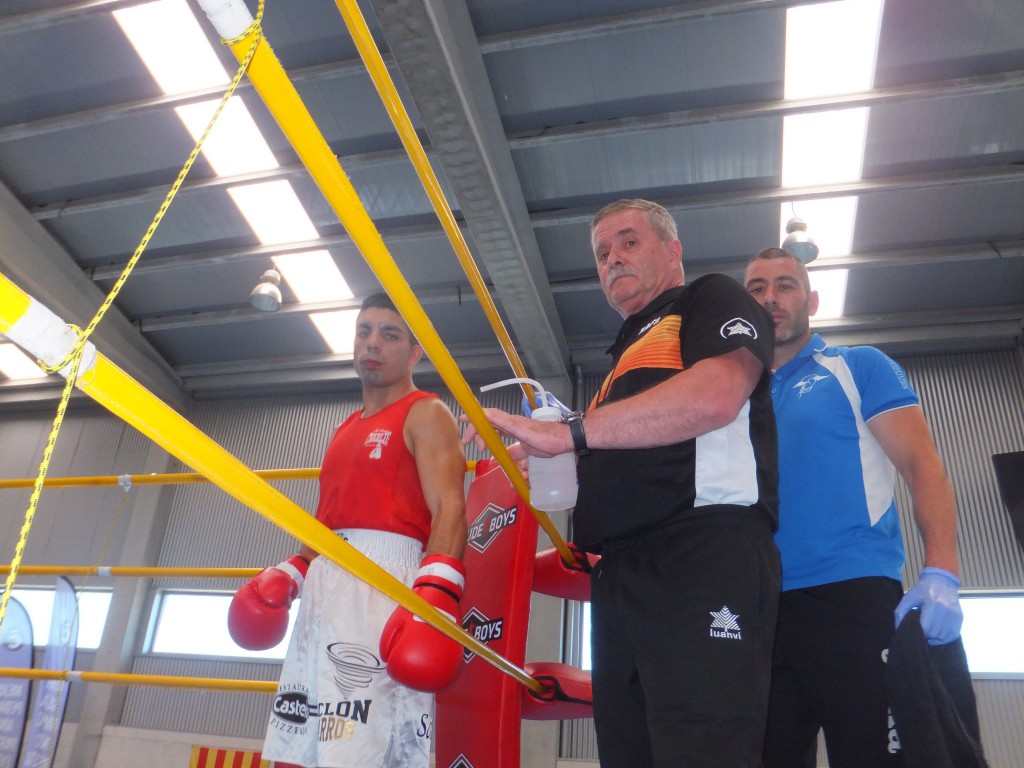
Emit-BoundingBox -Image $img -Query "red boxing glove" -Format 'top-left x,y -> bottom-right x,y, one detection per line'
379,554 -> 466,692
228,554 -> 310,650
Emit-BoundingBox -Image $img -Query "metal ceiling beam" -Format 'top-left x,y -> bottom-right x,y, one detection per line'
29,155 -> 400,221
0,0 -> 139,36
0,0 -> 819,46
0,0 -> 837,46
28,159 -> 1024,236
0,179 -> 186,408
128,240 -> 1024,332
530,164 -> 1024,228
87,225 -> 440,279
508,70 -> 1024,148
365,0 -> 571,397
476,0 -> 835,53
0,59 -> 370,143
9,65 -> 1022,164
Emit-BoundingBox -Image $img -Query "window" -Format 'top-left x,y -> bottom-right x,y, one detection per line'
9,587 -> 111,649
147,591 -> 297,660
572,593 -> 1024,677
960,592 -> 1024,676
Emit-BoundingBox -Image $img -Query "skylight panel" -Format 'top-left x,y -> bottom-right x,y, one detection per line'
229,181 -> 320,245
0,342 -> 48,381
784,0 -> 884,100
115,0 -> 358,346
114,0 -> 228,95
780,1 -> 885,320
310,311 -> 360,355
808,269 -> 848,320
781,108 -> 869,188
176,99 -> 279,176
273,251 -> 353,304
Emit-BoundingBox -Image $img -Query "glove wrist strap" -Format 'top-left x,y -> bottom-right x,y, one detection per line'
275,554 -> 311,596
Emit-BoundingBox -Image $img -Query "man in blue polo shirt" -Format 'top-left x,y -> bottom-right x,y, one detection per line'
744,247 -> 963,768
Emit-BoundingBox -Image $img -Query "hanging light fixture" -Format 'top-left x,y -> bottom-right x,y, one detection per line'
781,216 -> 819,264
249,269 -> 282,312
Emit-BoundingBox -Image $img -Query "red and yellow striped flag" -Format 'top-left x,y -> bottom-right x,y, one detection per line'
189,746 -> 271,768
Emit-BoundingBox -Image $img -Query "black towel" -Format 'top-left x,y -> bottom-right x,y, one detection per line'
885,610 -> 989,768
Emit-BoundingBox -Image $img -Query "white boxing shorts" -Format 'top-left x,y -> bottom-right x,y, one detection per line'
261,529 -> 432,768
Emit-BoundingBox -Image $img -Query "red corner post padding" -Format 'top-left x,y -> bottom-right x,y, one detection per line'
520,661 -> 594,721
531,544 -> 600,602
435,460 -> 538,768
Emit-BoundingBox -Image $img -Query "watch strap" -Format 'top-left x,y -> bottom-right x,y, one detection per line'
562,411 -> 590,456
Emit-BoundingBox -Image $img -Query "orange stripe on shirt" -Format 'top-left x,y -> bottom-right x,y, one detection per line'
595,316 -> 682,405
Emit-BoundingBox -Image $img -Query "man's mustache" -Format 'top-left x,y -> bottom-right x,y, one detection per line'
605,268 -> 635,283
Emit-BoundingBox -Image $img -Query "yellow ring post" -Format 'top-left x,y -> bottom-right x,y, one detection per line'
0,273 -> 541,694
205,15 -> 573,565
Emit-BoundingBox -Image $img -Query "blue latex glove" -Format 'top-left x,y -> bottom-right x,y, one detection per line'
521,391 -> 571,418
894,566 -> 963,645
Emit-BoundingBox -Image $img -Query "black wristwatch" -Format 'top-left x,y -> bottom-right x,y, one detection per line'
561,411 -> 590,456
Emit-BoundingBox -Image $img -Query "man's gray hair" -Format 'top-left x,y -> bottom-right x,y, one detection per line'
591,198 -> 679,244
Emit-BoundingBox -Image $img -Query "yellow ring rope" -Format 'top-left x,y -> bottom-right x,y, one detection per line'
0,1 -> 267,632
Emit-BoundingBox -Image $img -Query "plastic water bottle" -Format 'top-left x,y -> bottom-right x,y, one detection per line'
480,378 -> 579,512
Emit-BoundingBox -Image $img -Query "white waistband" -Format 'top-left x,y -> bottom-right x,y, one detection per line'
332,528 -> 423,564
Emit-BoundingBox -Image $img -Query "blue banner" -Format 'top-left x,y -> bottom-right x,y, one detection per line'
18,579 -> 78,768
0,598 -> 33,768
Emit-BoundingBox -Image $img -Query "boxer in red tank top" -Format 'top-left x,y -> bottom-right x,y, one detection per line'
229,292 -> 468,768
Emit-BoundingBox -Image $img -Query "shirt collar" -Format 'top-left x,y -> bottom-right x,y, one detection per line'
776,333 -> 828,375
606,286 -> 684,356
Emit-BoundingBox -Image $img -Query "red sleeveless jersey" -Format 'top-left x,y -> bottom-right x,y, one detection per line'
314,390 -> 437,544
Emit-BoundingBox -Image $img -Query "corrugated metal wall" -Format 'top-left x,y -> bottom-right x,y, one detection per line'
0,408 -> 153,577
123,656 -> 281,739
896,352 -> 1024,587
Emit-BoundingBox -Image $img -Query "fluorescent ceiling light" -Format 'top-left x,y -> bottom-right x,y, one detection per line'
114,0 -> 228,95
229,181 -> 320,245
176,99 -> 279,177
779,197 -> 858,259
310,311 -> 360,354
782,108 -> 869,188
116,0 -> 358,331
0,342 -> 48,380
780,1 -> 884,319
785,0 -> 884,100
809,269 -> 848,320
273,251 -> 353,304
118,0 -> 277,178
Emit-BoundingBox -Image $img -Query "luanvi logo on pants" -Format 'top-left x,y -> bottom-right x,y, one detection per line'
709,605 -> 743,640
